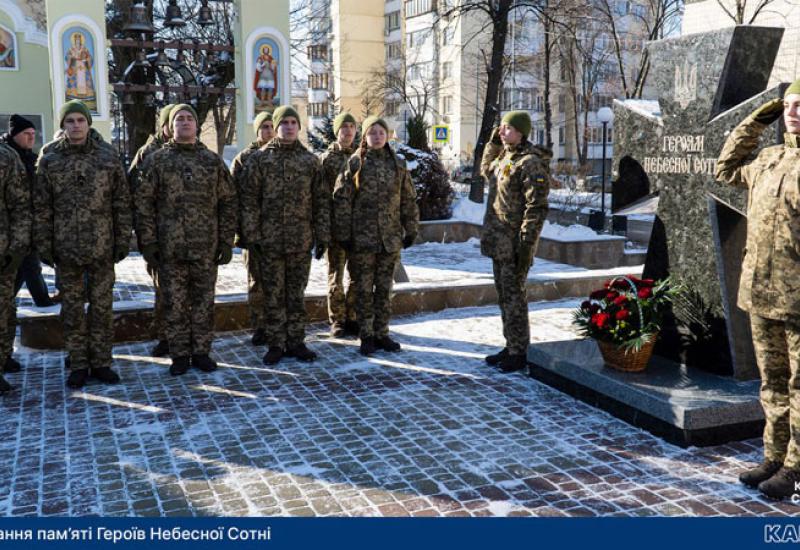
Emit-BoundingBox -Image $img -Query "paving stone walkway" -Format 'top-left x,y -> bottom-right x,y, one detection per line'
0,300 -> 794,517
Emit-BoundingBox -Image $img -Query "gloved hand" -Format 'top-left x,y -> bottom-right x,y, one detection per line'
314,243 -> 327,260
751,98 -> 784,125
402,234 -> 417,249
215,247 -> 233,265
142,243 -> 160,267
114,245 -> 128,264
2,252 -> 23,274
515,238 -> 534,279
489,126 -> 502,145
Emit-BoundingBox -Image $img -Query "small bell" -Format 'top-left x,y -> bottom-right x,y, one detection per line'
198,0 -> 214,26
154,50 -> 171,67
164,0 -> 186,28
123,2 -> 155,34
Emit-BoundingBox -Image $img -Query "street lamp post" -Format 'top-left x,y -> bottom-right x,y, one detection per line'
597,106 -> 614,230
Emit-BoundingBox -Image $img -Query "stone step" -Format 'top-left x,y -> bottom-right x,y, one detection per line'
19,273 -> 616,349
527,339 -> 763,447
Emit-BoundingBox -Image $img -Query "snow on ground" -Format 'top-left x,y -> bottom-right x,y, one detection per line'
17,243 -> 643,313
540,221 -> 621,242
451,195 -> 486,224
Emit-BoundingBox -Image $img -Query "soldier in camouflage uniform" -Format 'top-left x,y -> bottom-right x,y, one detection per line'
240,106 -> 329,365
333,116 -> 419,356
480,111 -> 550,373
136,104 -> 236,376
0,143 -> 31,392
231,110 -> 274,347
35,100 -> 132,388
715,82 -> 800,500
319,112 -> 359,337
128,104 -> 175,358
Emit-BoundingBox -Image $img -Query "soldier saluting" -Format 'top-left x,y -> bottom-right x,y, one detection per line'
136,104 -> 236,376
480,111 -> 550,373
35,100 -> 132,388
716,82 -> 800,501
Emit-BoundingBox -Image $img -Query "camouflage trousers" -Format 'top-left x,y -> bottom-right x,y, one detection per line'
350,249 -> 400,339
751,314 -> 800,469
0,269 -> 16,371
160,259 -> 218,358
146,262 -> 167,341
243,249 -> 265,331
257,252 -> 311,349
492,259 -> 530,355
326,242 -> 356,325
60,260 -> 115,371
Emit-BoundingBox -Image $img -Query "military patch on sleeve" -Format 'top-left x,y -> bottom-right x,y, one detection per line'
535,174 -> 546,185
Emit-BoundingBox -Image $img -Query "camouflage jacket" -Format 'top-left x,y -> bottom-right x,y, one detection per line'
319,142 -> 355,197
479,139 -> 551,262
136,140 -> 236,263
230,140 -> 264,238
128,133 -> 166,193
40,128 -> 104,157
240,138 -> 330,254
332,146 -> 419,253
715,115 -> 800,320
0,144 -> 31,256
34,133 -> 131,264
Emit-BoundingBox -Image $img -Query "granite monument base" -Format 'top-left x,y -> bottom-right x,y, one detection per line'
527,339 -> 763,447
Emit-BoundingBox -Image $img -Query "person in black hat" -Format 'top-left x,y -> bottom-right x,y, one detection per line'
0,115 -> 54,375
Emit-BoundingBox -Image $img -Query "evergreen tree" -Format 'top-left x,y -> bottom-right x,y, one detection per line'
308,110 -> 336,152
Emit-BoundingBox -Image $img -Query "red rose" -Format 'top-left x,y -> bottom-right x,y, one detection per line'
590,289 -> 607,300
611,279 -> 629,290
581,300 -> 592,311
613,295 -> 628,306
637,287 -> 653,299
606,291 -> 619,301
641,278 -> 656,287
590,304 -> 601,314
592,312 -> 611,328
615,309 -> 630,321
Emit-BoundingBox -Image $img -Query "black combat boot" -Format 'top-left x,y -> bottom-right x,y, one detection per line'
192,354 -> 218,372
485,348 -> 508,366
758,467 -> 800,500
376,335 -> 401,352
360,337 -> 377,356
66,368 -> 90,389
263,347 -> 283,365
0,375 -> 11,393
251,328 -> 267,346
4,357 -> 21,373
170,356 -> 190,376
739,459 -> 783,488
344,320 -> 360,337
330,322 -> 345,338
286,343 -> 317,362
151,340 -> 169,357
498,354 -> 528,373
91,367 -> 120,384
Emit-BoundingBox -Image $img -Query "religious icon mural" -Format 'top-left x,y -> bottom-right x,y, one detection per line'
252,37 -> 281,113
62,26 -> 97,112
0,24 -> 16,70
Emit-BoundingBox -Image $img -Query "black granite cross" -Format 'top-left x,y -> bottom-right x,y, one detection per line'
612,26 -> 784,380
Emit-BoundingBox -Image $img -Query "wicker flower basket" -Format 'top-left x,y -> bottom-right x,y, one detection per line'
597,333 -> 658,373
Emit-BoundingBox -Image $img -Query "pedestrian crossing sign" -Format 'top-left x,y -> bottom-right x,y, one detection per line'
433,125 -> 449,143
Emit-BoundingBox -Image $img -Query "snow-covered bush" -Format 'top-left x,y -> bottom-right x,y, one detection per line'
393,143 -> 455,221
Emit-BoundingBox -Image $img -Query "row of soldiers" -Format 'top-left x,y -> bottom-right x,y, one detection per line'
0,99 -> 550,397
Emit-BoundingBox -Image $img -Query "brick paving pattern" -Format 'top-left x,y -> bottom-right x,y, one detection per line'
1,300 -> 794,517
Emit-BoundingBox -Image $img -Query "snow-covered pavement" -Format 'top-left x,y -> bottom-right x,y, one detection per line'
0,300 -> 793,517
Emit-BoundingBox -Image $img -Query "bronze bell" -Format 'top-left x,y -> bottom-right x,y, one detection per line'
154,50 -> 171,67
164,0 -> 186,28
123,2 -> 155,34
198,0 -> 214,26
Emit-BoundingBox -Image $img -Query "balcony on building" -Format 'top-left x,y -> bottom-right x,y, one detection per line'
405,0 -> 437,18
